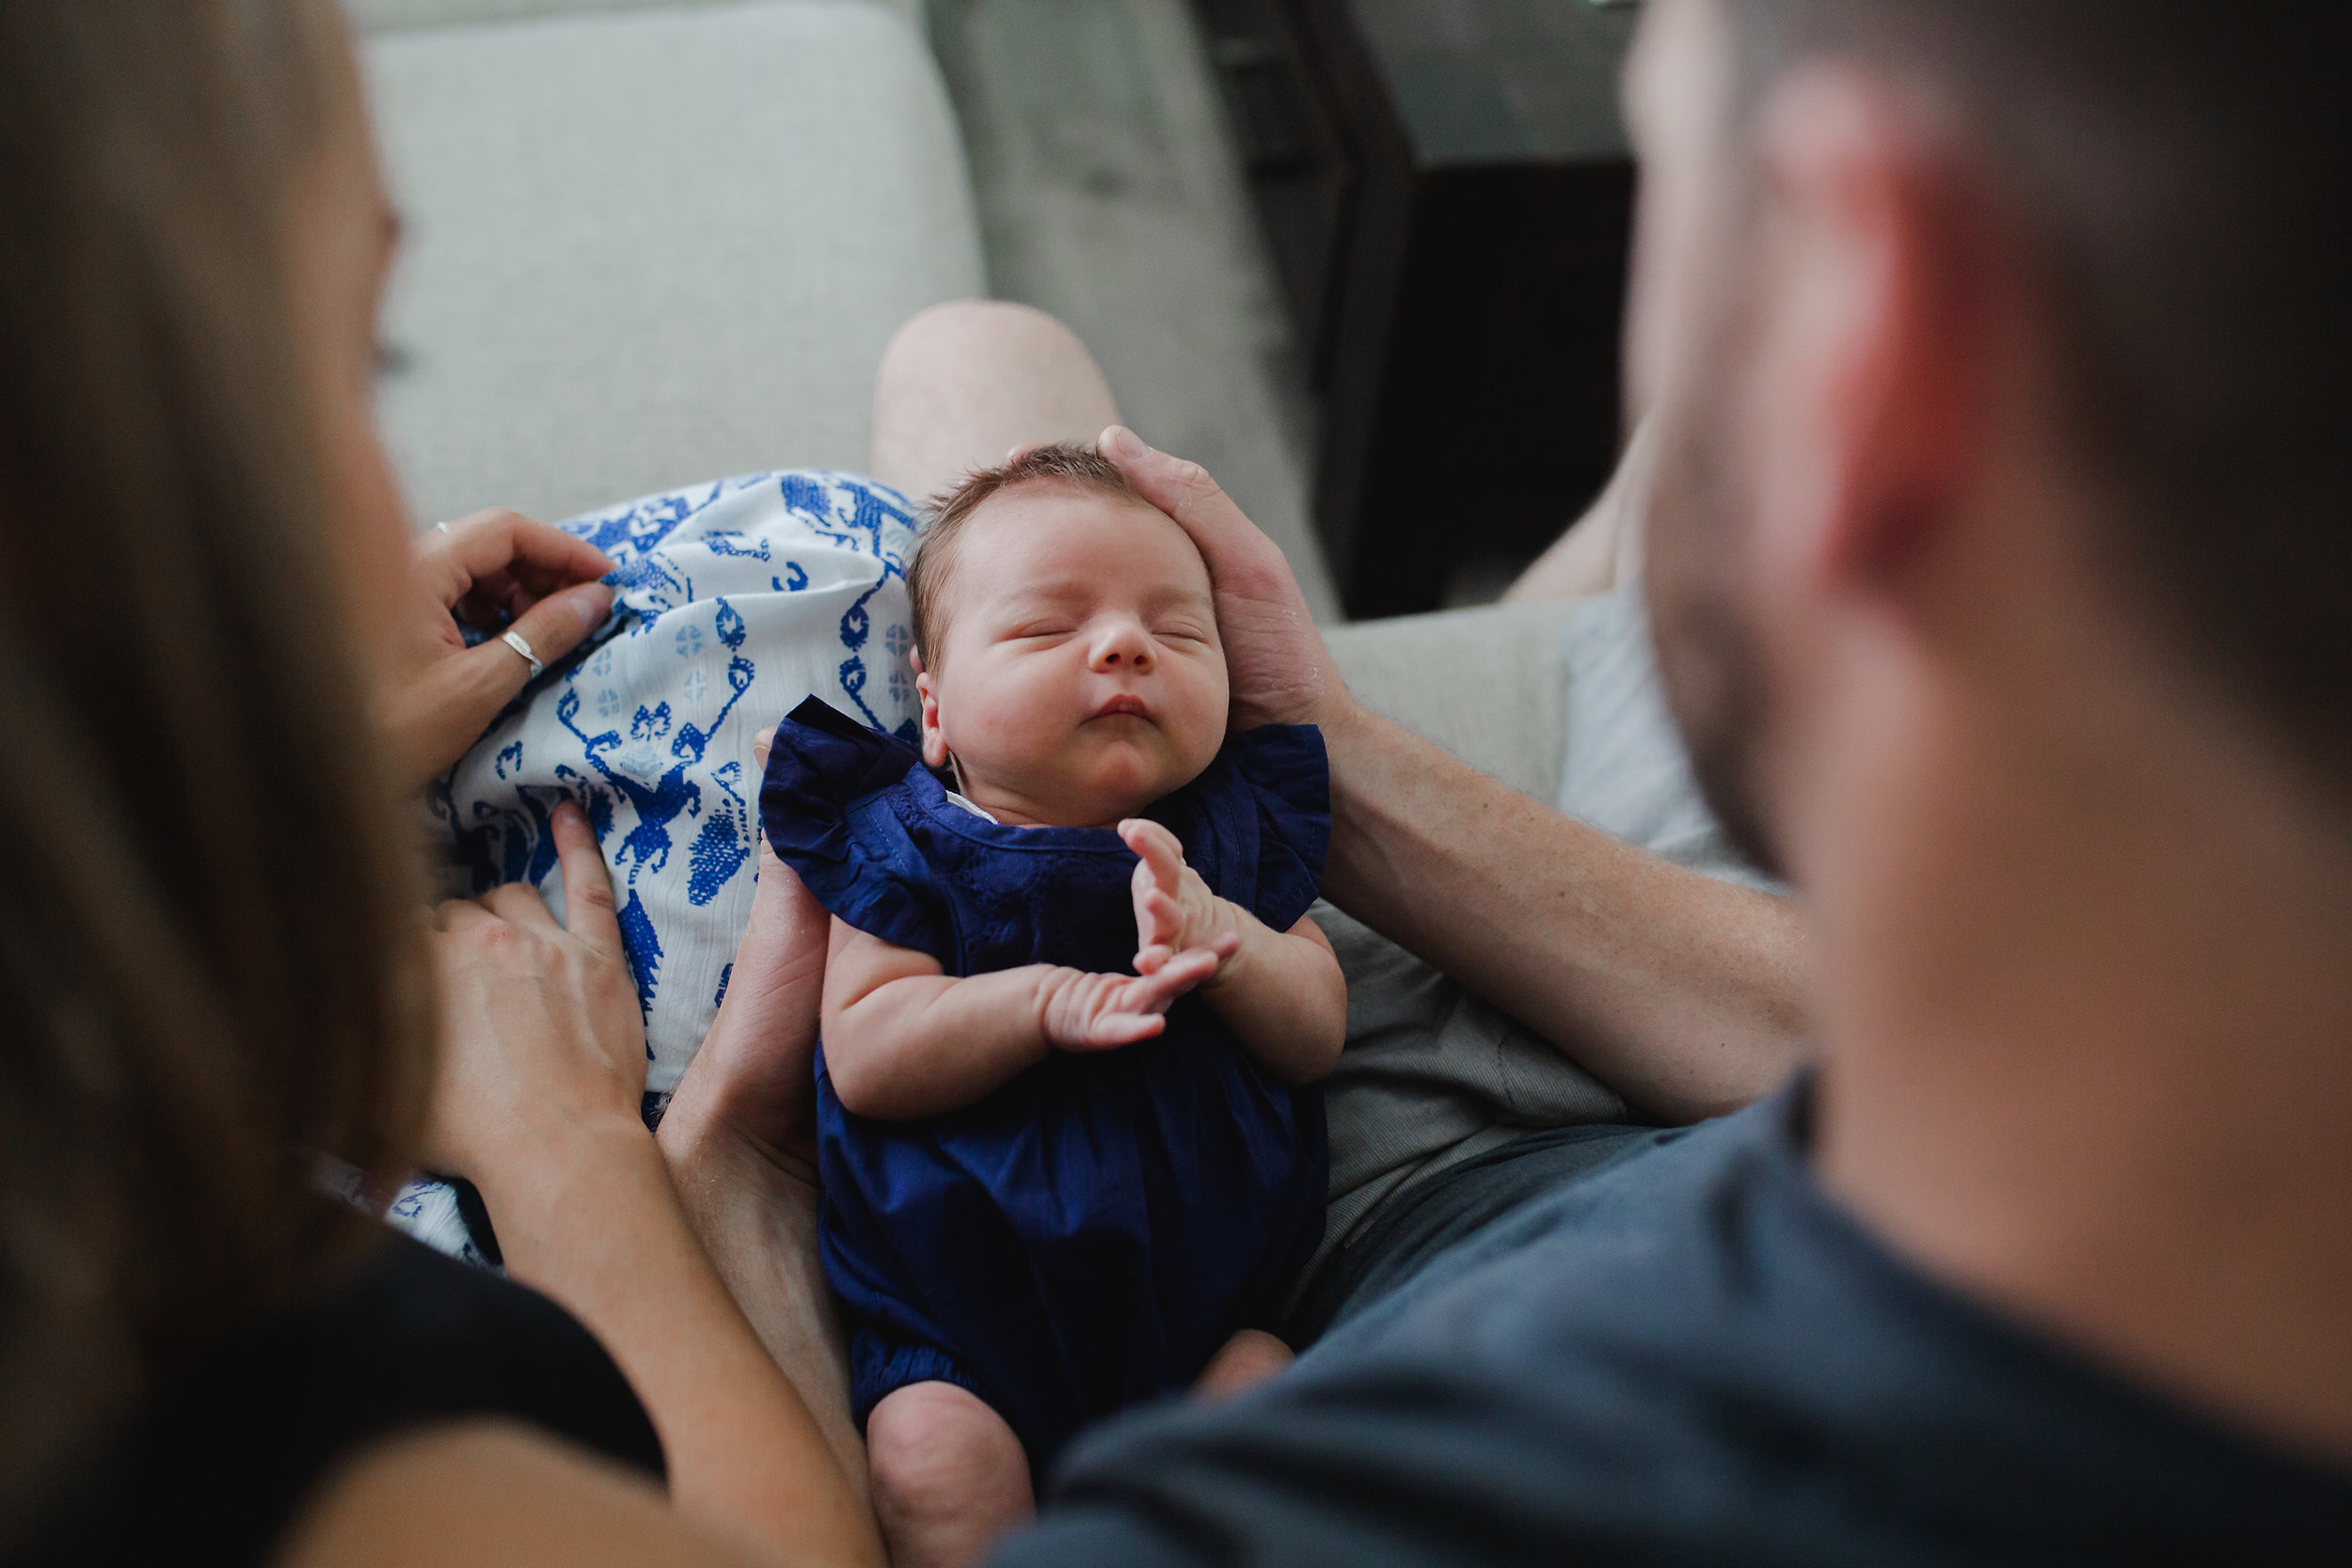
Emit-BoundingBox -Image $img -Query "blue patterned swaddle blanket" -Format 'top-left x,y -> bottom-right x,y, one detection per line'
391,470 -> 922,1263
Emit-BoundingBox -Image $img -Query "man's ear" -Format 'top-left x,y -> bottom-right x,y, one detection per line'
1753,65 -> 2000,598
914,661 -> 950,769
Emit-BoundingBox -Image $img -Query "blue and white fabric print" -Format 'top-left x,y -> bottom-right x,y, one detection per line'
390,470 -> 921,1264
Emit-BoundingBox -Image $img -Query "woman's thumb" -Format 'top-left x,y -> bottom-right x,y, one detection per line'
507,580 -> 614,669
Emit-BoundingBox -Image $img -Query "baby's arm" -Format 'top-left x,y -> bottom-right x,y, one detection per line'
1122,821 -> 1348,1086
819,917 -> 1236,1121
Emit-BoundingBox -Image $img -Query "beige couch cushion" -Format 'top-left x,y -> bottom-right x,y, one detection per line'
363,0 -> 981,526
1325,601 -> 1578,804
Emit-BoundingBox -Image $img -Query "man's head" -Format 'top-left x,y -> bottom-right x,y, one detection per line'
908,444 -> 1229,827
1629,0 -> 2352,880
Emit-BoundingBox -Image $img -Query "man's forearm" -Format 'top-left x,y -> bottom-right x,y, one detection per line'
1321,705 -> 1809,1122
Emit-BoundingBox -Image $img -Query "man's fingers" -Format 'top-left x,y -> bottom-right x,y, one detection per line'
1100,426 -> 1263,559
550,800 -> 624,951
753,725 -> 776,770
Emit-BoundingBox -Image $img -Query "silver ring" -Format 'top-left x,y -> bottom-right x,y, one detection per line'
434,521 -> 452,535
501,628 -> 544,679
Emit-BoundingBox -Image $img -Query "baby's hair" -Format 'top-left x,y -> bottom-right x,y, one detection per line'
909,442 -> 1153,668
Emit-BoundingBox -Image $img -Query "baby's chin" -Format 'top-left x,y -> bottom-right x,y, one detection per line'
978,738 -> 1201,826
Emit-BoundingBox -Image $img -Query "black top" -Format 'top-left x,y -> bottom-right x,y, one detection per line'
16,1229 -> 661,1566
1003,1085 -> 2352,1565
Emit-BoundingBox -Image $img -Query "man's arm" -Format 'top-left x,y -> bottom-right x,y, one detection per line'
1322,705 -> 1805,1121
1102,427 -> 1807,1123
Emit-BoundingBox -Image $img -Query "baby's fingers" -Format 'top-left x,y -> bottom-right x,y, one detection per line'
1127,947 -> 1223,1010
1080,1012 -> 1168,1049
1119,818 -> 1186,892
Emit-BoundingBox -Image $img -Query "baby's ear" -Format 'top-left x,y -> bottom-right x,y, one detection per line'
915,669 -> 950,768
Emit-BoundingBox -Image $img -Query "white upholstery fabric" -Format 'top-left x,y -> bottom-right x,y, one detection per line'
350,0 -> 923,39
1325,602 -> 1578,804
363,0 -> 981,527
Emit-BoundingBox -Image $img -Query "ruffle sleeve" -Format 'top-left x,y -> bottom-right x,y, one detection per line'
1199,722 -> 1330,933
760,697 -> 955,961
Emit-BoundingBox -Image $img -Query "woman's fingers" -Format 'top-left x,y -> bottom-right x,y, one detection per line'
421,508 -> 615,609
550,800 -> 624,952
484,881 -> 557,929
452,577 -> 612,704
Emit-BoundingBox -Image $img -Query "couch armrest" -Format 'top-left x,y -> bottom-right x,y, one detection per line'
1323,601 -> 1578,804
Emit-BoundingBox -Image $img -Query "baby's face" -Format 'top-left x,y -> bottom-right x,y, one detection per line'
916,484 -> 1229,828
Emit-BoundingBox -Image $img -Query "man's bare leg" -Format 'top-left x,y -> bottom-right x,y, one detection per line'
1502,415 -> 1658,602
868,300 -> 1122,507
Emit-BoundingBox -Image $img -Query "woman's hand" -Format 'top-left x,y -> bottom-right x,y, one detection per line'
381,509 -> 618,791
425,800 -> 646,1185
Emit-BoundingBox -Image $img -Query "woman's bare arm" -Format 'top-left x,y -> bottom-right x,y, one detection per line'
278,1421 -> 763,1568
428,805 -> 883,1568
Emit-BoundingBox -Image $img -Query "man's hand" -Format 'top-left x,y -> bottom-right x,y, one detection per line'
380,509 -> 617,791
1040,947 -> 1234,1051
1101,425 -> 1356,735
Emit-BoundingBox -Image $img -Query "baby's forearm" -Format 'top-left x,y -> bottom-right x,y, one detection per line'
824,967 -> 1069,1120
1200,912 -> 1346,1085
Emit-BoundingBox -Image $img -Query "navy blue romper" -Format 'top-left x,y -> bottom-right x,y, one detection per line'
760,697 -> 1331,1474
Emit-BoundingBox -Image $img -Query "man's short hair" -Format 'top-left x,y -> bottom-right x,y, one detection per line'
1721,2 -> 2352,791
910,443 -> 1151,668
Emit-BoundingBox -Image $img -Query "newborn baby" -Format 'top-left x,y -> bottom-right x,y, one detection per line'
759,444 -> 1346,1566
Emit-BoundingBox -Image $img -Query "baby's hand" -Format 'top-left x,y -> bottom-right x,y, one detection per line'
1041,946 -> 1235,1053
1120,819 -> 1237,976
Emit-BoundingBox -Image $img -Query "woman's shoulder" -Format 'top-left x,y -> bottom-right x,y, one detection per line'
21,1229 -> 662,1567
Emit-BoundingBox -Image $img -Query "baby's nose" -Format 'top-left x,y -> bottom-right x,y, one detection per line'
1090,620 -> 1154,670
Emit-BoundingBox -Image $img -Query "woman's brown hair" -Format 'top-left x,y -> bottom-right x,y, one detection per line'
0,0 -> 433,1540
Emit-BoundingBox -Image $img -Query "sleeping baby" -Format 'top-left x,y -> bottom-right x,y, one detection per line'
758,443 -> 1345,1566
